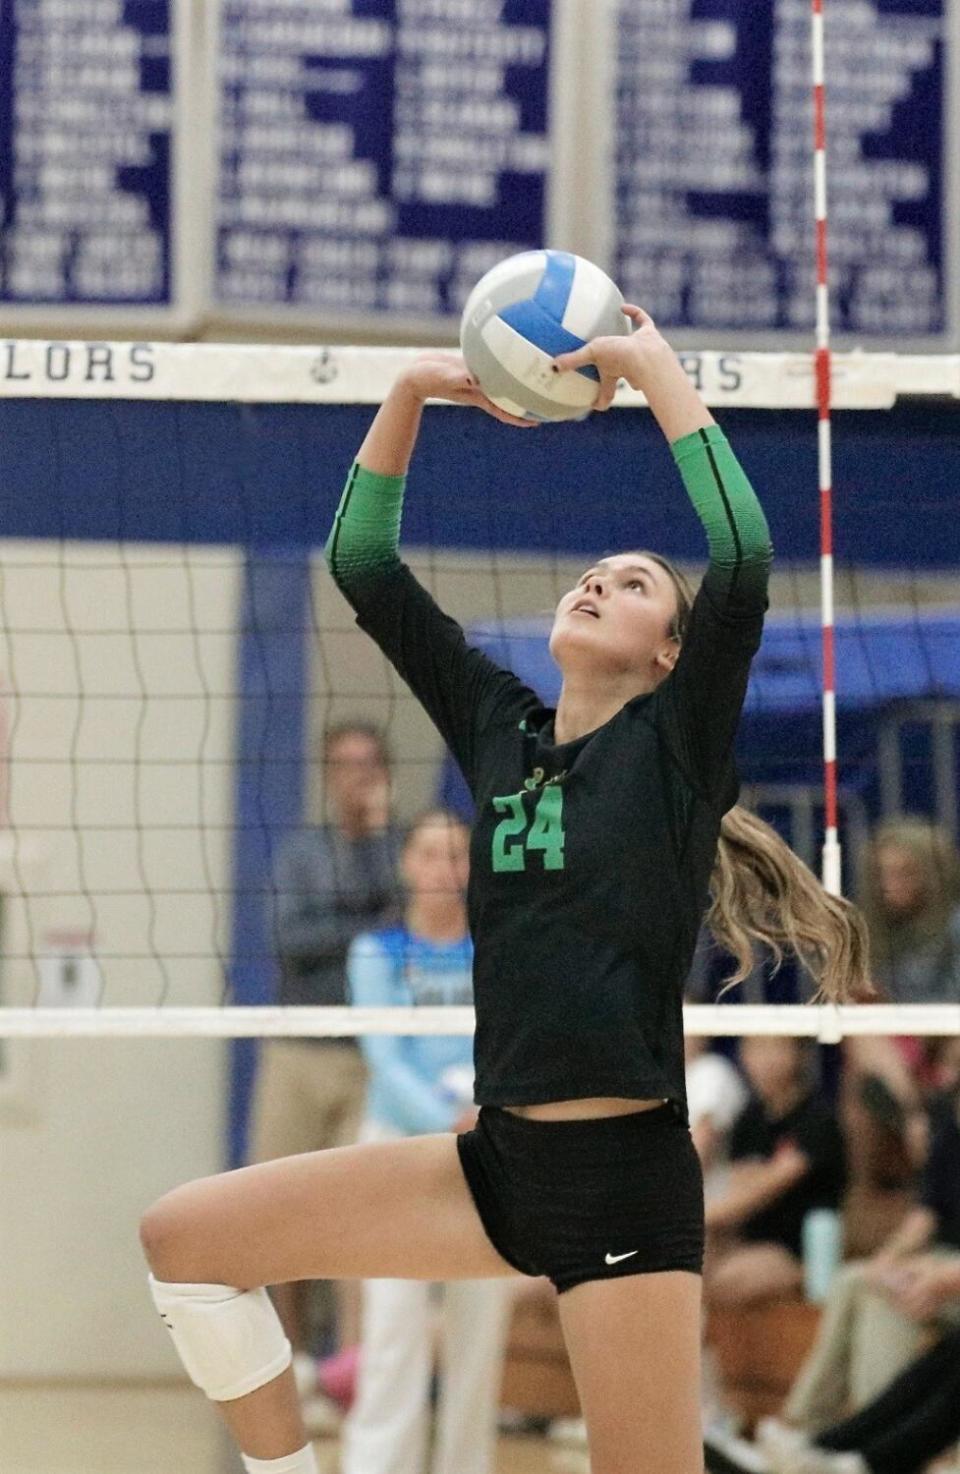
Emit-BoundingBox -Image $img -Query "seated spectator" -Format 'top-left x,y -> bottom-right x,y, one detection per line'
841,1035 -> 960,1256
704,1036 -> 846,1308
860,816 -> 960,1004
340,809 -> 511,1474
841,819 -> 960,1252
686,1031 -> 748,1199
705,1315 -> 960,1474
764,1074 -> 960,1437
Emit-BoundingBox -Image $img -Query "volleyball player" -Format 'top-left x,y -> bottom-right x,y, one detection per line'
140,307 -> 867,1474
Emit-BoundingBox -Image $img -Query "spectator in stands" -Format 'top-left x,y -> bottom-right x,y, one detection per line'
841,819 -> 960,1253
249,722 -> 402,1416
706,1315 -> 960,1474
686,1031 -> 748,1200
688,1030 -> 749,1431
761,1069 -> 960,1437
341,809 -> 511,1474
862,816 -> 960,1003
704,1036 -> 846,1308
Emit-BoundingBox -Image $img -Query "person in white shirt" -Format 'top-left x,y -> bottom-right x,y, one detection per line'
686,1034 -> 748,1200
341,809 -> 512,1474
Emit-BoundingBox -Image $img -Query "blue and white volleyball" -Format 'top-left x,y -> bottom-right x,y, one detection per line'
460,250 -> 630,423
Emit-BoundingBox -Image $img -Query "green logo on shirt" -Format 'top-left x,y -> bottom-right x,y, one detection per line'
491,785 -> 566,872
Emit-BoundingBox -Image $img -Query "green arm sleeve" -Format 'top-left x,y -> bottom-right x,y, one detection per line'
326,433 -> 772,597
324,461 -> 405,586
655,427 -> 772,799
671,425 -> 773,605
324,460 -> 535,794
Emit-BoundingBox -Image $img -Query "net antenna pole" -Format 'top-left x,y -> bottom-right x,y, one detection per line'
812,0 -> 841,897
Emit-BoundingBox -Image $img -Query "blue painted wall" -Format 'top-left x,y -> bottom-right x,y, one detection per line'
228,553 -> 310,1166
0,399 -> 957,567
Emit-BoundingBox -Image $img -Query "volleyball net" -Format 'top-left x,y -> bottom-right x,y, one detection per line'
0,341 -> 958,1046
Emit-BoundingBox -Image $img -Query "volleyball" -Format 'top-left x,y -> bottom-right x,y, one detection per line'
460,249 -> 631,423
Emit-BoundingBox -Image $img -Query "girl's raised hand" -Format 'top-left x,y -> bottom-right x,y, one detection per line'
400,351 -> 537,428
551,304 -> 668,411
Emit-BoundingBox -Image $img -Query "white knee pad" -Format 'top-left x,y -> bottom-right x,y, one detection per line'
148,1275 -> 291,1402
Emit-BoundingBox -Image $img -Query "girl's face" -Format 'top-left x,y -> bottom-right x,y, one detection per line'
324,730 -> 388,816
875,843 -> 928,918
401,814 -> 470,903
550,553 -> 680,682
741,1036 -> 804,1100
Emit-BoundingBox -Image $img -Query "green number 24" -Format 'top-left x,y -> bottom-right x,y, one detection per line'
491,787 -> 566,873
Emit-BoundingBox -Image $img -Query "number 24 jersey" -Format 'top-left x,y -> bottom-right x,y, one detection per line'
348,558 -> 764,1115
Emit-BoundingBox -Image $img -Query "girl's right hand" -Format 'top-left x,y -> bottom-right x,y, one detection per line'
397,352 -> 538,428
552,304 -> 669,410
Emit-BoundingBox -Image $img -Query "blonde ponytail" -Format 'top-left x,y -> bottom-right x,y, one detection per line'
622,549 -> 869,1001
708,805 -> 871,1002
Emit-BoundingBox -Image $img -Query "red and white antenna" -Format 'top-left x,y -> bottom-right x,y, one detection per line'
812,0 -> 841,896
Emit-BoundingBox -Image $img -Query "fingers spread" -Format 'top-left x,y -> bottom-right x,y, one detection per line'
494,413 -> 540,428
622,303 -> 654,328
552,345 -> 594,373
493,409 -> 540,428
471,391 -> 538,427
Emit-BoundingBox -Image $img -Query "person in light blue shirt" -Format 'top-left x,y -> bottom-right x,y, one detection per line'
341,809 -> 512,1474
351,915 -> 475,1140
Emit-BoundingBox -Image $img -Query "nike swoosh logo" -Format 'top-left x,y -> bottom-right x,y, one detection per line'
604,1250 -> 639,1265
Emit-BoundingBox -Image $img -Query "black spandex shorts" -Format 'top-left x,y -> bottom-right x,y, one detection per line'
456,1102 -> 704,1294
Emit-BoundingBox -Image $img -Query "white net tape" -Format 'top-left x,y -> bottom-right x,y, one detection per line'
0,1004 -> 959,1040
1,341 -> 958,408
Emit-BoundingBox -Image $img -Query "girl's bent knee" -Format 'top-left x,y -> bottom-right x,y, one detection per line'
139,1186 -> 208,1281
140,1197 -> 180,1276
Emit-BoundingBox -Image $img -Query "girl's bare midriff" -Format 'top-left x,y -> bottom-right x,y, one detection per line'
504,1096 -> 667,1121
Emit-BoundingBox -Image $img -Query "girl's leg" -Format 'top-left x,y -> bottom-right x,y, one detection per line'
246,1040 -> 321,1354
557,1270 -> 703,1474
140,1133 -> 518,1464
433,1279 -> 513,1474
340,1278 -> 432,1474
325,1047 -> 370,1352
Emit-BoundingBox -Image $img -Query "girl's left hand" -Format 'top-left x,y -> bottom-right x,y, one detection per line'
552,304 -> 669,411
400,351 -> 537,428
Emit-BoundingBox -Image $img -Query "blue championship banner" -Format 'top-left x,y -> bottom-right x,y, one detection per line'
0,0 -> 175,307
215,0 -> 552,321
614,0 -> 951,339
